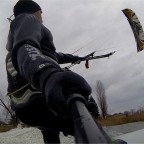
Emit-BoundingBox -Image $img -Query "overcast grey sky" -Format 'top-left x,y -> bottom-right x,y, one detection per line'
0,0 -> 144,115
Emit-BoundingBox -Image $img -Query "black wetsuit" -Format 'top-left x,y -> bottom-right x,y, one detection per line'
6,13 -> 91,143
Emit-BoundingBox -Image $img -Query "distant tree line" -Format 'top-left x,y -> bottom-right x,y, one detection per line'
96,80 -> 108,119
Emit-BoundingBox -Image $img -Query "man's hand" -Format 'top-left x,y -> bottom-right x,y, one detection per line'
88,96 -> 100,119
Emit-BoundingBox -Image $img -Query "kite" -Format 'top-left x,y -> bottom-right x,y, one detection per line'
122,8 -> 144,52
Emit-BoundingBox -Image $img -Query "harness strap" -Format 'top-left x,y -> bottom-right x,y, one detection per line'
7,83 -> 30,97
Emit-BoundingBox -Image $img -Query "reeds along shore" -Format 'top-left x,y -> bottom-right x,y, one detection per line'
98,111 -> 144,126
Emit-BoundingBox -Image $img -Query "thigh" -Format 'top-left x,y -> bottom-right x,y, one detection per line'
15,94 -> 74,135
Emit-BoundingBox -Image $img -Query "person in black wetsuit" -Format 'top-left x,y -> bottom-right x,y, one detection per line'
6,0 -> 99,143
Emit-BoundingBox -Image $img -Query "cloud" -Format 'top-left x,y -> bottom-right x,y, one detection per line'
0,0 -> 144,115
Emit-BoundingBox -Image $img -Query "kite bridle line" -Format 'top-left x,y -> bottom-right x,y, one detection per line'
65,36 -> 117,69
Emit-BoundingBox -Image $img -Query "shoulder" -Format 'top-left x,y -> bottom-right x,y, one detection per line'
11,14 -> 41,31
14,13 -> 40,22
42,25 -> 53,39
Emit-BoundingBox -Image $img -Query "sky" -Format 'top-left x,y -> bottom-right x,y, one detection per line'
0,0 -> 144,116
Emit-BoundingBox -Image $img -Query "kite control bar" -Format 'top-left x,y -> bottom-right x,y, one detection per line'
65,51 -> 116,69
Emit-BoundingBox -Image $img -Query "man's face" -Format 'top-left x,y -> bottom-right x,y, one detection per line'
33,10 -> 43,23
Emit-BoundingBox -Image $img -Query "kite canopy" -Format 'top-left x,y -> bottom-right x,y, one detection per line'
122,8 -> 144,52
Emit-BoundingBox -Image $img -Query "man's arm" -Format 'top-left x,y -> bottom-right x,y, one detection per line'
11,14 -> 60,90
